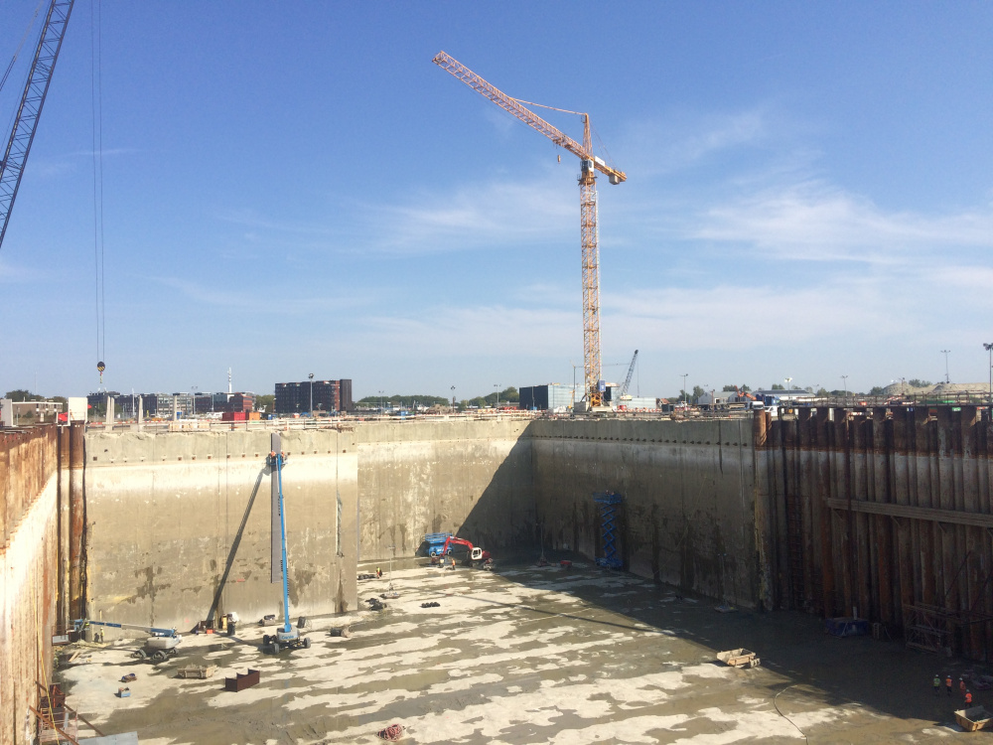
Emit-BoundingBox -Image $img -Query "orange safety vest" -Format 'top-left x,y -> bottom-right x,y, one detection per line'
947,677 -> 953,688
966,693 -> 973,705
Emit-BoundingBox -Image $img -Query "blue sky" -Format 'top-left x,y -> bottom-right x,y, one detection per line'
1,2 -> 991,401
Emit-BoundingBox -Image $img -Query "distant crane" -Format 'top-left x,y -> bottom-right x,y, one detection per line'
619,349 -> 639,398
0,0 -> 75,251
433,51 -> 626,409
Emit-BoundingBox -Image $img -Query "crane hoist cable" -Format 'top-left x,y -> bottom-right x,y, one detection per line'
90,0 -> 107,384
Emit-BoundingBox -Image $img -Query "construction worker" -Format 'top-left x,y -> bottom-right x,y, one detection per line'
933,675 -> 941,695
960,678 -> 967,695
376,567 -> 382,579
946,675 -> 953,696
966,691 -> 973,706
450,556 -> 457,570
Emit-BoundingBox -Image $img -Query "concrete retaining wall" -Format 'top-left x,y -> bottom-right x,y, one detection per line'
83,428 -> 359,631
355,419 -> 535,560
530,417 -> 765,608
81,417 -> 767,630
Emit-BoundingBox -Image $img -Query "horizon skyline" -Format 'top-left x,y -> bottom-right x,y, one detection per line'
2,3 -> 990,402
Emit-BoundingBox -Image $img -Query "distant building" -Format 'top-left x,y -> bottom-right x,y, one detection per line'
519,384 -> 581,412
275,379 -> 352,414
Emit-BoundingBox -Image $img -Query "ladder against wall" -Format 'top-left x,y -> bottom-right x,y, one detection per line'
594,491 -> 623,569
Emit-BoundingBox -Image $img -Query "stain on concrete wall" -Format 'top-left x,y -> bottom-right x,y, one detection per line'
529,418 -> 763,608
355,419 -> 535,559
83,429 -> 358,630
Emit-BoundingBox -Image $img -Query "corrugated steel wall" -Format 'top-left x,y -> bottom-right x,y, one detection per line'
0,423 -> 80,745
759,405 -> 993,660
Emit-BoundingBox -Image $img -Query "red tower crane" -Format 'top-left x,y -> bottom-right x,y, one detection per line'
433,51 -> 626,409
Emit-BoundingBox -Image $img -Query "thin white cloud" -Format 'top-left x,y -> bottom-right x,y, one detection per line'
0,257 -> 40,283
694,181 -> 993,261
359,304 -> 577,359
624,107 -> 775,176
217,208 -> 332,236
604,280 -> 908,351
364,175 -> 575,255
152,276 -> 373,313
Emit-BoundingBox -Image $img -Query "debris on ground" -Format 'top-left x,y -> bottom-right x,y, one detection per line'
421,602 -> 440,608
176,665 -> 215,679
120,673 -> 137,683
366,598 -> 387,611
377,722 -> 405,741
717,648 -> 761,668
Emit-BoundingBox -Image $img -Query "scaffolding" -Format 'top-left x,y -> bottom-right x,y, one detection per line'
594,491 -> 623,569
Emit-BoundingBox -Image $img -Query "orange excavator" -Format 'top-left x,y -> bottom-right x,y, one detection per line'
440,536 -> 493,568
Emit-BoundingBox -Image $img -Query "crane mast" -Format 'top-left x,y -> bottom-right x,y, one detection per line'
0,0 -> 75,251
433,51 -> 625,409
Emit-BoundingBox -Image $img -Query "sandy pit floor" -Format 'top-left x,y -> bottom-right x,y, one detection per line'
57,555 -> 992,744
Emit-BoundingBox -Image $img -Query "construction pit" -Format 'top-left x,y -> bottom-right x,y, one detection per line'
57,556 -> 987,744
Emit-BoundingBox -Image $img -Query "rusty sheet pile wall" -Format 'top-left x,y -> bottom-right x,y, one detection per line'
761,405 -> 993,660
0,425 -> 64,745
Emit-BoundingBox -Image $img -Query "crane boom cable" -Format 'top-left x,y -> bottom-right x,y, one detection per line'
433,51 -> 626,183
0,0 -> 46,94
511,98 -> 585,117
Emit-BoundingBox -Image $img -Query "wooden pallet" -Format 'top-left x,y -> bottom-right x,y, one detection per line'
177,664 -> 216,679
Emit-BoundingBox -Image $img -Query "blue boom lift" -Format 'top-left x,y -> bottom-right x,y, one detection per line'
261,445 -> 310,654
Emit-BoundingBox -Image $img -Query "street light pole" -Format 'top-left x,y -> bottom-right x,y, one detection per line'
984,343 -> 993,404
841,375 -> 848,401
681,373 -> 688,403
494,384 -> 500,409
308,372 -> 314,417
941,349 -> 951,384
451,385 -> 456,409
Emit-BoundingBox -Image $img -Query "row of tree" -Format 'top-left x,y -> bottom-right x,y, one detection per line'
356,387 -> 521,412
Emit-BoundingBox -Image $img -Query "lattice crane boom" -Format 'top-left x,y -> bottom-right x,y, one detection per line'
0,0 -> 75,252
433,51 -> 626,409
620,349 -> 639,398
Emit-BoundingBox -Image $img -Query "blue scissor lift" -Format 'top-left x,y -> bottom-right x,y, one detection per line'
594,491 -> 623,569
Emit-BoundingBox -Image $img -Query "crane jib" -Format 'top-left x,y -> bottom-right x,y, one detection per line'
432,51 -> 625,183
